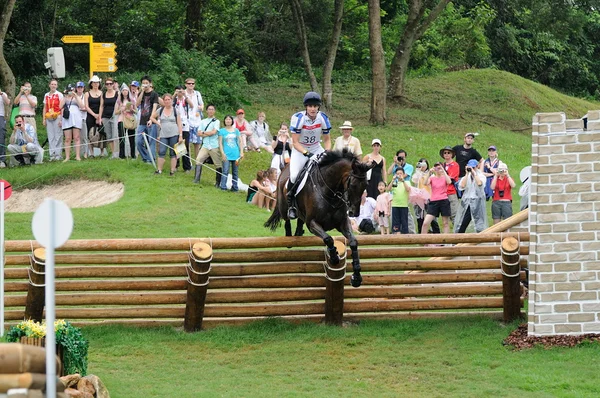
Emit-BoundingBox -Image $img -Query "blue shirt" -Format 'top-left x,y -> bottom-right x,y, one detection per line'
218,127 -> 241,160
391,163 -> 414,182
14,123 -> 38,146
198,117 -> 220,149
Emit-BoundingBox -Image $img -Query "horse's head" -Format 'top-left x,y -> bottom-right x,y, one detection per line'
346,159 -> 373,217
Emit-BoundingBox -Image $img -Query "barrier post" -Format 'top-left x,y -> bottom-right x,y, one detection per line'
324,241 -> 347,326
25,248 -> 46,322
184,242 -> 212,332
501,237 -> 522,322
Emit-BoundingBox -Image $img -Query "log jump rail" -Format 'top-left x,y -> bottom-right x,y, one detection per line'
3,233 -> 529,329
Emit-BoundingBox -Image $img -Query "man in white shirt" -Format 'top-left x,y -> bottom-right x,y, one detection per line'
0,87 -> 10,167
7,115 -> 43,166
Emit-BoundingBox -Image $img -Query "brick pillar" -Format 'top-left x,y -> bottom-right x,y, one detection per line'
529,111 -> 600,336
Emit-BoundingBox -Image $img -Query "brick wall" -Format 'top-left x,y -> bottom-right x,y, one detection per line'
529,111 -> 600,336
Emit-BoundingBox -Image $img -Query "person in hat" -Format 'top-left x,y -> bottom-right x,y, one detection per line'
363,138 -> 387,200
454,159 -> 487,233
440,145 -> 460,225
286,91 -> 332,219
85,75 -> 104,157
490,161 -> 516,224
60,83 -> 84,161
453,132 -> 483,177
483,145 -> 500,200
333,121 -> 362,156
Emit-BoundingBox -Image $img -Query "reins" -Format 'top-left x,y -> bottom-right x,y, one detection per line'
310,160 -> 366,209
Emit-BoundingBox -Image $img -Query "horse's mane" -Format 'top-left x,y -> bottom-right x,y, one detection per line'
319,148 -> 358,168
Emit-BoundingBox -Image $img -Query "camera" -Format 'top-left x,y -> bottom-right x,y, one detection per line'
16,123 -> 22,127
499,190 -> 505,198
416,162 -> 426,168
466,167 -> 472,172
392,179 -> 398,187
397,156 -> 404,162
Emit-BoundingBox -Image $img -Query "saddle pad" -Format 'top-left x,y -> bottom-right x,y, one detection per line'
286,158 -> 317,195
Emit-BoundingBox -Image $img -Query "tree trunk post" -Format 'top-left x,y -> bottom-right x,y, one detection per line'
324,241 -> 346,325
25,248 -> 46,322
501,237 -> 522,322
184,242 -> 212,332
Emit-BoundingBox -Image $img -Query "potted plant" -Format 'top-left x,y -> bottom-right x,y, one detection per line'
6,319 -> 89,376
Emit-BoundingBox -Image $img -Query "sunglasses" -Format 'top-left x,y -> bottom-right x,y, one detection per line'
186,82 -> 195,85
443,151 -> 452,154
105,82 -> 113,85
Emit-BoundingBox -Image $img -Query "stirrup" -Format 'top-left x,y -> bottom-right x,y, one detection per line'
287,206 -> 298,220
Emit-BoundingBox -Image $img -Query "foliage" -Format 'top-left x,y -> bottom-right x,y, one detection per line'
148,45 -> 249,111
6,320 -> 89,376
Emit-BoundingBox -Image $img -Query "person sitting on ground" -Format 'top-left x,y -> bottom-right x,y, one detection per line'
7,115 -> 43,166
270,123 -> 292,175
421,162 -> 452,234
333,121 -> 362,156
150,93 -> 183,175
264,167 -> 278,211
374,181 -> 392,235
350,190 -> 377,234
247,170 -> 273,209
454,159 -> 487,233
286,91 -> 331,219
250,111 -> 274,153
490,161 -> 516,224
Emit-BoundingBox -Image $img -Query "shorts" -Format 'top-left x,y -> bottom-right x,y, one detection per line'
427,199 -> 451,218
377,211 -> 389,228
492,200 -> 512,220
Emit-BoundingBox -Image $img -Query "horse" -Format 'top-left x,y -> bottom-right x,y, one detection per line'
264,149 -> 373,287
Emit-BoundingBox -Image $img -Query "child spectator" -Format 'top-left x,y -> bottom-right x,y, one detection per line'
421,162 -> 452,235
490,161 -> 516,224
374,181 -> 391,235
388,167 -> 412,234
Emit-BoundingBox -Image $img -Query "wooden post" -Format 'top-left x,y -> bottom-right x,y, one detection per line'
184,242 -> 212,332
24,248 -> 46,322
501,237 -> 522,322
324,241 -> 346,326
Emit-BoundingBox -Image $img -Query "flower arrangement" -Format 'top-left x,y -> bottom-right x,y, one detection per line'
6,319 -> 89,376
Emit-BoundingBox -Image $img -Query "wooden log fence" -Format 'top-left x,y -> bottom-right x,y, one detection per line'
2,233 -> 529,330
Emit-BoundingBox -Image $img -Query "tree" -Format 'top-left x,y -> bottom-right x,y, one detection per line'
185,0 -> 204,50
368,0 -> 386,124
321,0 -> 344,111
289,0 -> 318,91
388,0 -> 450,102
0,0 -> 17,98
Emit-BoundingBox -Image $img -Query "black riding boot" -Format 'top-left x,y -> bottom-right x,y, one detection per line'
193,165 -> 202,184
287,181 -> 297,219
215,167 -> 222,188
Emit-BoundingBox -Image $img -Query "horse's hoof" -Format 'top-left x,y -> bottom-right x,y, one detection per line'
350,274 -> 362,288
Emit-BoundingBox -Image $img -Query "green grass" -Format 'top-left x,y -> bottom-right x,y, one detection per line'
82,318 -> 600,397
3,69 -> 600,396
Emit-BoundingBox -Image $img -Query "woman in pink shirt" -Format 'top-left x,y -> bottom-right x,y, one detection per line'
421,162 -> 452,234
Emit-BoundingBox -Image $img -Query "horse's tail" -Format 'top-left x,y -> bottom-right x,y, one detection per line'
264,206 -> 282,231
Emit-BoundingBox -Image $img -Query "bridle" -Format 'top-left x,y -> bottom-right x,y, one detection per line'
312,162 -> 367,209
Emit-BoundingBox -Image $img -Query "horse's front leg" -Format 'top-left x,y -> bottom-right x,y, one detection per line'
294,219 -> 305,236
340,218 -> 362,287
307,220 -> 339,265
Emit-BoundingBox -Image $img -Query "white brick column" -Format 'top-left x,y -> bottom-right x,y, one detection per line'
529,111 -> 600,336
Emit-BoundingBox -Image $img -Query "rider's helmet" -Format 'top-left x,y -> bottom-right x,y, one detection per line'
303,91 -> 322,107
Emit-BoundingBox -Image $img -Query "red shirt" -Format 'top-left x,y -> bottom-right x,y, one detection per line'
493,176 -> 513,201
444,161 -> 459,195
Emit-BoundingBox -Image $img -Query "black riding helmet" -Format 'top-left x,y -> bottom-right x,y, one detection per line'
303,91 -> 322,106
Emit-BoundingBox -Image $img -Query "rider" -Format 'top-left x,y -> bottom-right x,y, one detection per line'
286,91 -> 332,219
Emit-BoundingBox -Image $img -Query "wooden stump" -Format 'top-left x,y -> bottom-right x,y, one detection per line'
24,248 -> 46,322
324,241 -> 346,326
184,242 -> 212,332
501,237 -> 522,322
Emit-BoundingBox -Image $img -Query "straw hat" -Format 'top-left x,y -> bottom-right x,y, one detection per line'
339,121 -> 354,130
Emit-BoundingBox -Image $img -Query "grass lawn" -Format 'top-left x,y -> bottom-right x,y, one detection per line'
2,69 -> 600,396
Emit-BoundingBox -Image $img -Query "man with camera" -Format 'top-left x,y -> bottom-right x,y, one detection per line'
454,159 -> 487,233
0,87 -> 10,168
490,161 -> 516,224
7,115 -> 42,166
13,82 -> 37,132
453,132 -> 483,177
388,149 -> 415,233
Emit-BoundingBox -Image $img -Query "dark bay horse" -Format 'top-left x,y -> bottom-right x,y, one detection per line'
264,149 -> 372,287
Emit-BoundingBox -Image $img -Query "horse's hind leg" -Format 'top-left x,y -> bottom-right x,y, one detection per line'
308,220 -> 339,265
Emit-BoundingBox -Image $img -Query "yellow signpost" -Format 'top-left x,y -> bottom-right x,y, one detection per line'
60,35 -> 118,79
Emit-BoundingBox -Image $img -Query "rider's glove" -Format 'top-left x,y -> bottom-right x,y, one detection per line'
303,150 -> 313,158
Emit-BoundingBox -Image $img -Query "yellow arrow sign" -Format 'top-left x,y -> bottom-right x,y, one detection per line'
91,64 -> 118,72
61,35 -> 93,44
